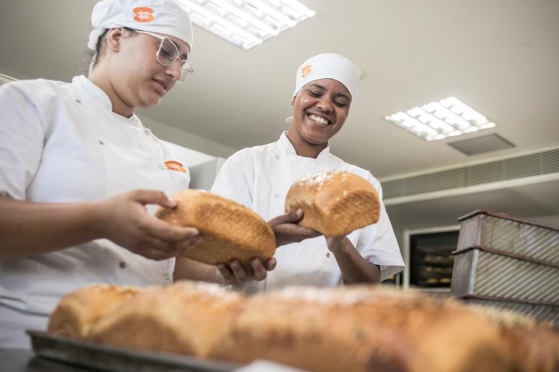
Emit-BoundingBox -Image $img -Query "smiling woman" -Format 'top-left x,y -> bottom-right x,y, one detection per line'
200,53 -> 406,294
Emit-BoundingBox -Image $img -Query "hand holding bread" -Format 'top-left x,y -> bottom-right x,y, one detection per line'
155,189 -> 276,267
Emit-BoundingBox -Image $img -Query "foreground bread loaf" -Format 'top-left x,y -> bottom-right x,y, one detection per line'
47,284 -> 141,339
156,189 -> 276,266
285,171 -> 380,237
47,282 -> 559,372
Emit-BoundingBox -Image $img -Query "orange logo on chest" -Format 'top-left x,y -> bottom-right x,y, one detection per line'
165,161 -> 187,173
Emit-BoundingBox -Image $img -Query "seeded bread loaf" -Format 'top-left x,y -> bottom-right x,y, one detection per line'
155,189 -> 276,266
285,171 -> 380,237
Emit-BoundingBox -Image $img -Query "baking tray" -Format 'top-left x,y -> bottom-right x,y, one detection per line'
450,248 -> 559,303
456,210 -> 559,266
455,295 -> 559,326
28,330 -> 241,372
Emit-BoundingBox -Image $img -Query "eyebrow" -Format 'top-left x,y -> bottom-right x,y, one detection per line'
308,83 -> 351,101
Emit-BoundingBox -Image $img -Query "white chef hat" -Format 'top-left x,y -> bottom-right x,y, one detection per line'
292,53 -> 360,100
87,0 -> 193,51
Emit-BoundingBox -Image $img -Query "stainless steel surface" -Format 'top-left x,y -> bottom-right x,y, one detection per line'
451,210 -> 559,325
450,248 -> 558,303
457,210 -> 559,265
456,296 -> 559,325
28,330 -> 239,372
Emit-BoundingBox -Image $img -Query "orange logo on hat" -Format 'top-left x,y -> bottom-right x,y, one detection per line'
133,7 -> 155,23
165,160 -> 187,173
301,64 -> 312,78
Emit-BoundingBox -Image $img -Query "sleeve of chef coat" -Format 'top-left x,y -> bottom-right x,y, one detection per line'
355,173 -> 406,281
211,149 -> 255,209
0,81 -> 45,200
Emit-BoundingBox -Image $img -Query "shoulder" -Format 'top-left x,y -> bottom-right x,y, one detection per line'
227,141 -> 277,161
0,78 -> 71,102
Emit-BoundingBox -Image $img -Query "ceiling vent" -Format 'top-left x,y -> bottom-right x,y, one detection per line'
0,73 -> 17,85
448,134 -> 515,156
382,147 -> 559,204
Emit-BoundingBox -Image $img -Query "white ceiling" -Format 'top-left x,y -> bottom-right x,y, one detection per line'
1,0 -> 558,237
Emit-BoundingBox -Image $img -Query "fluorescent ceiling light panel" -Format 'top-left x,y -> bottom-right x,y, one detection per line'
177,0 -> 315,50
384,97 -> 496,142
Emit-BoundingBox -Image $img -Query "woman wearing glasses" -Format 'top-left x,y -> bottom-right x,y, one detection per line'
0,0 -> 268,349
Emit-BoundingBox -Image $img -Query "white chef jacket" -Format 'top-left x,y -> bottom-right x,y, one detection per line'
211,132 -> 405,294
0,76 -> 190,348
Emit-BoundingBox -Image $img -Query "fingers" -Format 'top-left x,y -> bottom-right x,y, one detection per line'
216,257 -> 275,284
147,217 -> 201,242
128,189 -> 177,209
268,208 -> 303,227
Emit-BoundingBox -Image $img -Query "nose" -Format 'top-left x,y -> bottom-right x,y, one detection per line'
316,98 -> 334,112
166,59 -> 182,82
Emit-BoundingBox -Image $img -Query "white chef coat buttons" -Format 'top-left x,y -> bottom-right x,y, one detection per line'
275,155 -> 280,159
145,129 -> 151,135
76,99 -> 81,104
119,262 -> 126,269
98,140 -> 104,145
274,194 -> 279,198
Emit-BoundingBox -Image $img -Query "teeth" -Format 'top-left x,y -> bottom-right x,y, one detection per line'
309,114 -> 329,125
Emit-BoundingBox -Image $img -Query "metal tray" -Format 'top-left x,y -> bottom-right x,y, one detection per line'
28,330 -> 241,372
450,248 -> 559,303
455,295 -> 559,326
456,209 -> 559,266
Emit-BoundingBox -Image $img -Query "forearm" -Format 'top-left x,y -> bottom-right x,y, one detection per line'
0,197 -> 106,259
329,237 -> 381,284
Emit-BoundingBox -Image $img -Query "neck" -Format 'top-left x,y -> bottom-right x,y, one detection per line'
285,131 -> 327,158
88,69 -> 135,118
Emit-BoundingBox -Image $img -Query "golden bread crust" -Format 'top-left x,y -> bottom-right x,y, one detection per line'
156,189 -> 276,266
285,171 -> 380,236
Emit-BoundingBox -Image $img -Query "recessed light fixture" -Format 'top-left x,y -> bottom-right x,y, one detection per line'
384,97 -> 496,142
177,0 -> 316,50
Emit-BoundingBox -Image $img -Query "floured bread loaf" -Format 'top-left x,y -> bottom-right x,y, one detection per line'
285,171 -> 380,237
47,284 -> 141,339
211,286 -> 513,372
156,189 -> 276,266
86,281 -> 244,358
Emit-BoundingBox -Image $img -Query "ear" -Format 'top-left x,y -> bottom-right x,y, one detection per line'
105,28 -> 125,52
290,96 -> 296,106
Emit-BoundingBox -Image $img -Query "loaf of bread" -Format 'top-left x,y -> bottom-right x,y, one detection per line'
156,189 -> 276,266
46,281 -> 559,372
212,286 -> 514,372
47,284 -> 141,339
86,281 -> 244,359
284,171 -> 380,237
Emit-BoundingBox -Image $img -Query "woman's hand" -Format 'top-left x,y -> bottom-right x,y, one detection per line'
215,257 -> 277,285
96,190 -> 203,260
268,208 -> 320,247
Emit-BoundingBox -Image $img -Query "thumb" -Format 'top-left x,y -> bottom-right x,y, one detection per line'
268,208 -> 303,226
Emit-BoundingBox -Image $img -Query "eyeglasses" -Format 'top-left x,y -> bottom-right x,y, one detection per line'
135,30 -> 194,83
